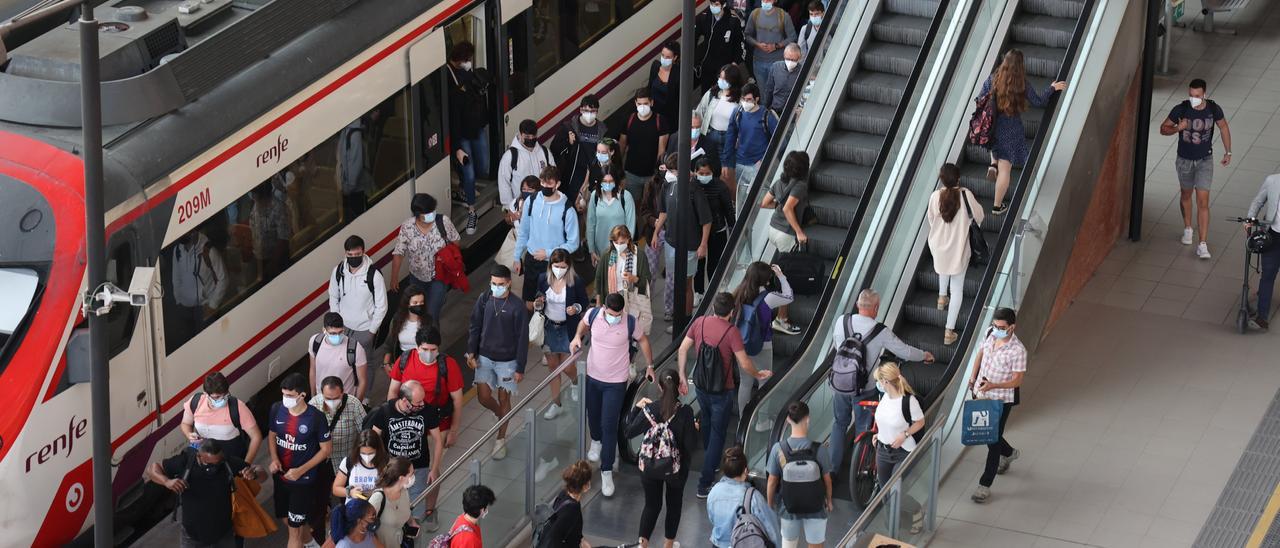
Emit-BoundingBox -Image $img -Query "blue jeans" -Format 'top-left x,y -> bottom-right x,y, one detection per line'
407,275 -> 449,324
456,126 -> 490,206
753,59 -> 774,93
1257,230 -> 1280,320
830,388 -> 878,469
586,376 -> 628,472
696,388 -> 735,490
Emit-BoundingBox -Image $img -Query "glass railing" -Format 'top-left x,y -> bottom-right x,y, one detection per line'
834,0 -> 1106,544
742,0 -> 995,474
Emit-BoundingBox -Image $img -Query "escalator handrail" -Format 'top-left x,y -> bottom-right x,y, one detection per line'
614,0 -> 853,464
737,0 -> 964,447
839,0 -> 1102,538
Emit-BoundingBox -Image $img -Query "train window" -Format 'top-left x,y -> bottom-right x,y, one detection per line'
159,91 -> 415,355
104,241 -> 139,356
576,0 -> 616,49
529,0 -> 565,84
415,69 -> 447,171
0,267 -> 40,357
503,12 -> 533,105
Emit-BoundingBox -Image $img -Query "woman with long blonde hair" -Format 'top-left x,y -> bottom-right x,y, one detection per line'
979,49 -> 1067,215
873,362 -> 925,533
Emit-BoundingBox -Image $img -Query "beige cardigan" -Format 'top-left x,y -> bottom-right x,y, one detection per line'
926,188 -> 984,276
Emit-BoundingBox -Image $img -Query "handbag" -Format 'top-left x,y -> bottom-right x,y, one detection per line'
961,190 -> 990,265
528,311 -> 546,347
433,219 -> 471,292
960,392 -> 1004,446
773,243 -> 825,295
967,89 -> 996,147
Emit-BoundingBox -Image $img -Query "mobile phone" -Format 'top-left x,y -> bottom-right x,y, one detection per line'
404,523 -> 421,539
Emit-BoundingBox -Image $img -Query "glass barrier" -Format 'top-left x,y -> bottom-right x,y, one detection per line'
834,0 -> 1106,544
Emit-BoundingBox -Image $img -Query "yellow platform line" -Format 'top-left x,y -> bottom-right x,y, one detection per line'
1246,479 -> 1280,548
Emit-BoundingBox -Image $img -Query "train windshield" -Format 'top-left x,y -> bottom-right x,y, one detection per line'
0,174 -> 54,371
0,268 -> 40,350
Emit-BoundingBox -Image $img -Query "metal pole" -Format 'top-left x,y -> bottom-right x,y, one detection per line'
80,2 -> 112,546
524,408 -> 536,519
1131,0 -> 1161,241
673,0 -> 695,329
1158,1 -> 1173,74
577,367 -> 588,460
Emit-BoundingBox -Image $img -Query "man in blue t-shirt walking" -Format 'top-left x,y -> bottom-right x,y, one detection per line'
1160,78 -> 1233,260
268,373 -> 332,548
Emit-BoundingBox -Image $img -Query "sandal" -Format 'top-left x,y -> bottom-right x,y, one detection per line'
991,203 -> 1007,216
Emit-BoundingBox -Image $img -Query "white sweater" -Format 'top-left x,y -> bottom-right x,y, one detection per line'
327,256 -> 388,333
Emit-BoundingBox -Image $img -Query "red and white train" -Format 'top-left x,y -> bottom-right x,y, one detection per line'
0,0 -> 691,543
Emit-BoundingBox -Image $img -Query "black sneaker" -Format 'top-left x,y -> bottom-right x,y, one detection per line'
991,203 -> 1007,216
696,486 -> 711,499
465,210 -> 477,235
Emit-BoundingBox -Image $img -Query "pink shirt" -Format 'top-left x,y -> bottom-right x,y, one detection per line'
978,333 -> 1027,403
181,393 -> 258,440
582,308 -> 640,383
310,334 -> 369,395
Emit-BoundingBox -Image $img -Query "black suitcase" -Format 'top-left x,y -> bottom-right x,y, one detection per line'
774,244 -> 826,295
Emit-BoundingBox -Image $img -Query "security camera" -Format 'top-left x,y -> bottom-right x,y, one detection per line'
126,267 -> 154,306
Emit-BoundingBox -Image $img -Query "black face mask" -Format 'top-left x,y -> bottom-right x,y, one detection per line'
408,305 -> 426,317
346,256 -> 362,268
541,186 -> 556,197
522,138 -> 537,148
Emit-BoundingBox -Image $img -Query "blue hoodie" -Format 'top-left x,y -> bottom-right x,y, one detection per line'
514,191 -> 580,260
723,105 -> 778,168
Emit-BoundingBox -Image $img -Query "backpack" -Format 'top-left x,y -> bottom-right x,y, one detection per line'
637,406 -> 682,479
625,112 -> 665,136
427,522 -> 475,548
730,486 -> 776,548
392,352 -> 452,411
333,263 -> 377,297
587,306 -> 638,360
829,316 -> 884,394
189,393 -> 244,432
751,6 -> 785,31
171,447 -> 235,522
732,106 -> 778,138
523,192 -> 575,243
311,333 -> 361,388
777,439 -> 825,515
508,145 -> 552,187
898,393 -> 925,445
736,293 -> 770,356
692,320 -> 735,394
531,497 -> 576,548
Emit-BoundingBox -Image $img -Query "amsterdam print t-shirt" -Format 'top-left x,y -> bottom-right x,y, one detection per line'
367,402 -> 440,469
269,404 -> 331,484
1168,100 -> 1225,160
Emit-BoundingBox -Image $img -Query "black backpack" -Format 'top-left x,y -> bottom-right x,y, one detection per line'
171,447 -> 235,522
532,497 -> 576,548
897,393 -> 925,445
333,262 -> 377,297
829,316 -> 883,394
311,333 -> 361,388
523,192 -> 575,243
692,321 -> 735,394
777,440 -> 825,515
508,145 -> 552,188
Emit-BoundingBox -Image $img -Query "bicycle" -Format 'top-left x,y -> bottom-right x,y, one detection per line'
848,399 -> 881,508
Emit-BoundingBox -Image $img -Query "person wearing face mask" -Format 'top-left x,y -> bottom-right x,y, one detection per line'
384,327 -> 463,532
498,119 -> 556,222
329,235 -> 387,368
553,95 -> 609,211
364,457 -> 414,548
332,430 -> 388,502
723,83 -> 779,207
651,154 -> 714,324
390,193 -> 461,322
580,138 -> 621,214
663,112 -> 722,176
466,265 -> 529,460
496,176 -> 541,293
762,43 -> 803,115
745,0 -> 796,92
593,225 -> 654,335
637,167 -> 668,276
624,369 -> 699,548
327,498 -> 384,548
968,307 -> 1026,503
446,484 -> 496,548
1160,78 -> 1232,259
538,461 -> 594,548
620,88 -> 670,189
585,170 -> 637,264
379,286 -> 430,380
147,439 -> 264,548
268,374 -> 333,548
871,362 -> 926,534
535,249 -> 590,422
310,376 -> 369,476
695,0 -> 746,92
569,293 -> 656,495
695,64 -> 746,154
181,372 -> 263,463
446,41 -> 492,236
309,312 -> 370,403
648,42 -> 683,123
693,157 -> 736,298
796,1 -> 823,58
362,380 -> 444,525
514,166 -> 579,303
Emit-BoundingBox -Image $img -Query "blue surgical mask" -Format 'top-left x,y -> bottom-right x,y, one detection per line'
875,381 -> 885,393
697,174 -> 713,185
717,78 -> 730,91
421,212 -> 436,223
605,313 -> 622,325
659,57 -> 673,67
209,397 -> 228,409
601,182 -> 616,192
761,2 -> 773,10
491,284 -> 508,298
691,128 -> 701,140
710,4 -> 722,15
596,152 -> 610,163
992,328 -> 1009,339
810,15 -> 823,25
326,333 -> 343,346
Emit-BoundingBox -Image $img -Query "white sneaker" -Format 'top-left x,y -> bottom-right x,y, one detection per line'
535,457 -> 560,482
601,471 -> 615,497
587,441 -> 602,463
1181,227 -> 1194,245
492,438 -> 507,460
1197,242 -> 1212,259
569,385 -> 580,403
543,403 -> 562,420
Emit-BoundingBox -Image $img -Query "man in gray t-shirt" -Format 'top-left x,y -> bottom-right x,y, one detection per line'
766,401 -> 833,546
762,174 -> 808,252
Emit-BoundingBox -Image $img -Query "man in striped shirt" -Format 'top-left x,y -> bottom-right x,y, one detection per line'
969,307 -> 1026,503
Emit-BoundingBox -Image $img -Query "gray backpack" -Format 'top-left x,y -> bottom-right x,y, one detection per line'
730,486 -> 775,548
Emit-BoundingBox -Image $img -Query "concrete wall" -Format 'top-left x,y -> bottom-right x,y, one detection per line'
1013,0 -> 1147,351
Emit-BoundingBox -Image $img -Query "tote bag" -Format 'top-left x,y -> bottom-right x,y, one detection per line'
960,395 -> 1004,446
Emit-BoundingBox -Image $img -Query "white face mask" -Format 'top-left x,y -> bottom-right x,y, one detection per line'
325,397 -> 342,407
665,171 -> 678,183
636,104 -> 652,117
613,242 -> 629,253
403,474 -> 416,488
460,61 -> 473,71
784,59 -> 798,71
1189,96 -> 1204,108
360,453 -> 376,466
581,111 -> 597,123
282,396 -> 300,409
552,266 -> 568,279
741,100 -> 757,111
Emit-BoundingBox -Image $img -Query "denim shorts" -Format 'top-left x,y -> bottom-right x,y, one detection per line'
664,242 -> 698,276
475,356 -> 520,396
1175,156 -> 1213,190
542,320 -> 572,354
780,517 -> 827,543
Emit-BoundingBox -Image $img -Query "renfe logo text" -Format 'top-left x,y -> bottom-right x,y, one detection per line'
256,134 -> 289,167
26,415 -> 88,473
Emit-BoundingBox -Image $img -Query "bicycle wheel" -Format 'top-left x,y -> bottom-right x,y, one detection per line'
849,435 -> 877,508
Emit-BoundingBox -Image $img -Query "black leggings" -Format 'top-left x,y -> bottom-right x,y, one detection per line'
639,474 -> 687,541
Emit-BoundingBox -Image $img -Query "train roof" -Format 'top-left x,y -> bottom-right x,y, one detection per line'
0,0 -> 438,212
